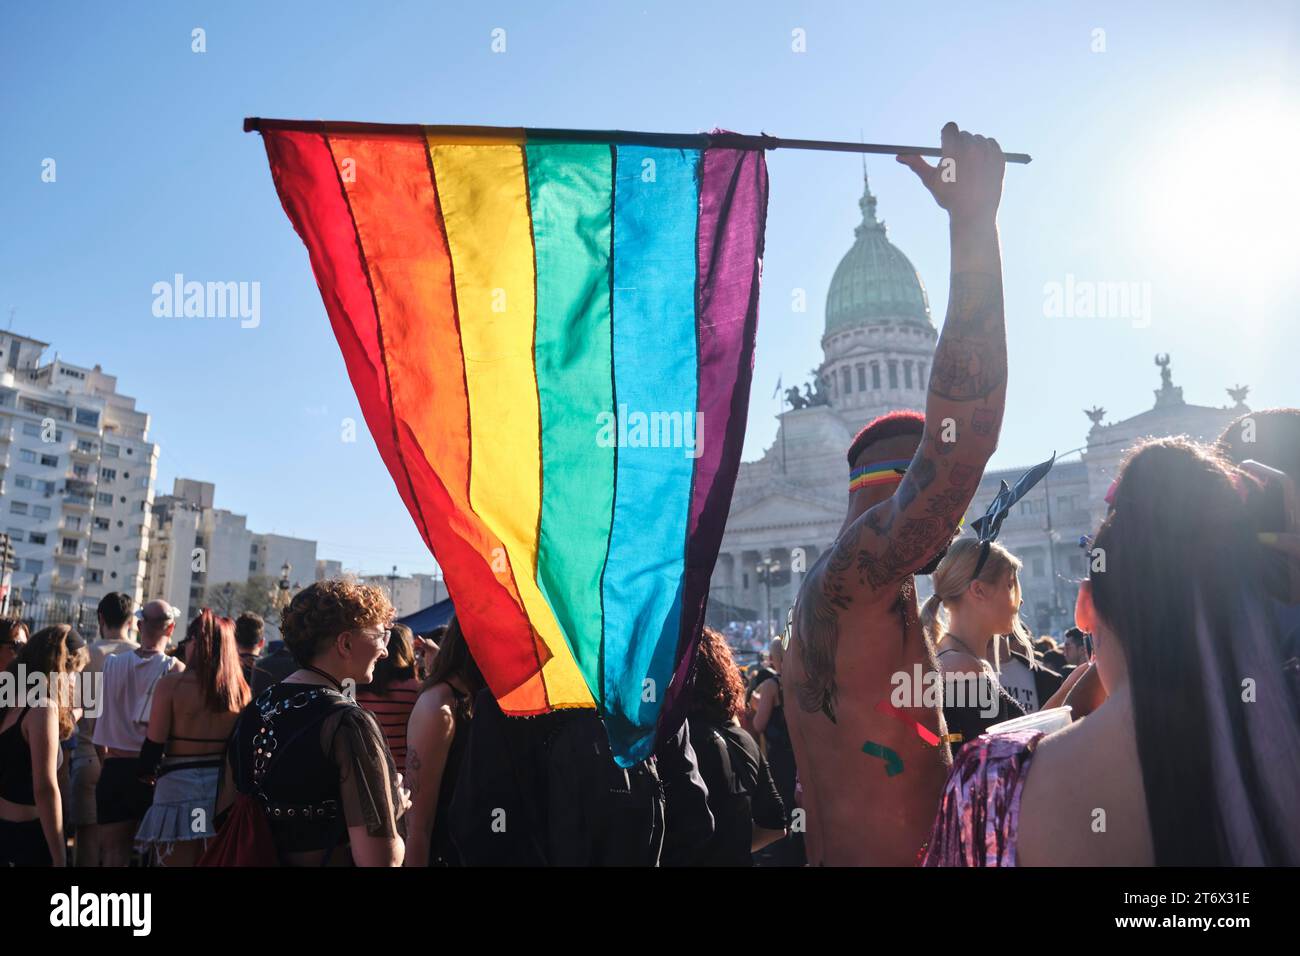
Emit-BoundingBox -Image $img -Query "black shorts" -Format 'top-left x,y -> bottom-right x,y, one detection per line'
94,757 -> 155,825
0,818 -> 53,866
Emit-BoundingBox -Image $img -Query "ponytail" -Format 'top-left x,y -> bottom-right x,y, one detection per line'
920,592 -> 946,644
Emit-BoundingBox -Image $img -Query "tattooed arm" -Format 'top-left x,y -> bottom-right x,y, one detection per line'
793,124 -> 1008,721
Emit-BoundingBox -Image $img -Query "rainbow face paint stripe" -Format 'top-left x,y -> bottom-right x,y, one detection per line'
850,458 -> 911,492
253,124 -> 768,766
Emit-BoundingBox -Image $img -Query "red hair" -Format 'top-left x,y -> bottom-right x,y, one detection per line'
847,410 -> 925,466
187,609 -> 250,714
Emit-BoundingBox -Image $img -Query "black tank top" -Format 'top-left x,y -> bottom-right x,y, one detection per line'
430,686 -> 469,866
0,708 -> 35,805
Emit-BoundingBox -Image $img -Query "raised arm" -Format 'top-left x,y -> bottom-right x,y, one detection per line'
792,124 -> 1007,721
858,124 -> 1006,583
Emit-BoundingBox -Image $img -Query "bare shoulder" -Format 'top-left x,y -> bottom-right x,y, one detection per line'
412,683 -> 458,722
1016,711 -> 1152,866
935,649 -> 983,676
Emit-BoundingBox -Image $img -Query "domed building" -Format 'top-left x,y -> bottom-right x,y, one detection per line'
820,169 -> 936,432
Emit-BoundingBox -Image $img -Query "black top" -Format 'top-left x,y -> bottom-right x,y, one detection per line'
688,719 -> 787,866
0,708 -> 34,806
430,685 -> 470,866
937,649 -> 1027,746
757,675 -> 796,807
228,682 -> 402,859
250,647 -> 300,697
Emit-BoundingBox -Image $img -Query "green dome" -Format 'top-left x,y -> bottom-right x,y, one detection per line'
824,172 -> 931,337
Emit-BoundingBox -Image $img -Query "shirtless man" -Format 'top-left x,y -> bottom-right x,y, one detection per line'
785,123 -> 1008,865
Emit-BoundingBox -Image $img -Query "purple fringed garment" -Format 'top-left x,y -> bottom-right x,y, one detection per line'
922,729 -> 1045,867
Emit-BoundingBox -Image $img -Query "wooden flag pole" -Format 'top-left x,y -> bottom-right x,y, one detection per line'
243,118 -> 1032,164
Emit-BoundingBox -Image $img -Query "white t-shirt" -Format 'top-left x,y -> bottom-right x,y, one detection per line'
74,638 -> 139,759
997,655 -> 1040,713
91,650 -> 182,752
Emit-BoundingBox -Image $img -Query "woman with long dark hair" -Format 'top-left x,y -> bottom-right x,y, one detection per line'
403,616 -> 484,867
135,609 -> 249,866
925,438 -> 1300,865
0,625 -> 88,866
686,627 -> 788,865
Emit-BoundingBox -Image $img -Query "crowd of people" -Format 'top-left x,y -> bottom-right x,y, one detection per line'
1,123 -> 1296,867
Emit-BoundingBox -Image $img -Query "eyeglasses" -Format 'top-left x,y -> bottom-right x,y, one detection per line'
359,628 -> 391,647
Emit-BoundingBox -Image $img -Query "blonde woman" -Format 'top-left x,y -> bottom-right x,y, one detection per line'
921,537 -> 1074,746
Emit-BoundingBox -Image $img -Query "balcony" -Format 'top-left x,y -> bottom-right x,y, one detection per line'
63,492 -> 93,510
60,522 -> 91,537
69,443 -> 98,461
51,573 -> 81,592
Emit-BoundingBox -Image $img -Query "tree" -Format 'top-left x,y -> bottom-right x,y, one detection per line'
203,576 -> 278,619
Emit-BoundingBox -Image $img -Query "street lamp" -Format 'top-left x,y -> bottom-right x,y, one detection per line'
272,562 -> 292,614
755,554 -> 782,640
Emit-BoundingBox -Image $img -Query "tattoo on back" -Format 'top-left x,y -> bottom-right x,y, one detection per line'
794,539 -> 855,722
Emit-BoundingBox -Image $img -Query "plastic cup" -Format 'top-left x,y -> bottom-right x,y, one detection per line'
986,705 -> 1073,736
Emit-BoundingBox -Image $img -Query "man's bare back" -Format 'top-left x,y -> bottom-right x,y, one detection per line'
786,124 -> 1010,866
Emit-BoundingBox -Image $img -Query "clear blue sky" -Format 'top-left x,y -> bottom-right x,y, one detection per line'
3,1 -> 1298,575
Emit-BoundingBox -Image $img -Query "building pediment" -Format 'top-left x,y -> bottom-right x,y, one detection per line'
726,490 -> 843,531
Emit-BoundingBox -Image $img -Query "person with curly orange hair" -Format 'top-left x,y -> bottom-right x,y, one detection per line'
216,580 -> 410,866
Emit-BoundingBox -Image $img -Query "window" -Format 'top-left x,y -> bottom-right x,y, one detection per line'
28,532 -> 46,545
93,517 -> 110,530
19,450 -> 35,464
72,464 -> 89,479
23,559 -> 43,574
90,543 -> 107,556
250,561 -> 258,572
904,361 -> 914,390
888,361 -> 899,389
33,505 -> 51,519
8,502 -> 27,515
856,364 -> 866,390
918,363 -> 927,388
37,480 -> 55,494
103,443 -> 119,457
1032,558 -> 1045,578
79,439 -> 97,453
100,468 -> 116,482
58,564 -> 76,579
14,475 -> 31,490
65,516 -> 81,530
75,408 -> 99,427
97,493 -> 113,506
5,529 -> 22,542
841,367 -> 852,394
21,422 -> 42,437
871,363 -> 881,389
39,454 -> 58,467
88,569 -> 103,584
742,572 -> 749,589
61,538 -> 79,555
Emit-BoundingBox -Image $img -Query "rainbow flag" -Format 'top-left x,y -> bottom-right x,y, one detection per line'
253,122 -> 768,764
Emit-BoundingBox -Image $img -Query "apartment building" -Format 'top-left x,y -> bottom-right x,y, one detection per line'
0,332 -> 158,615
